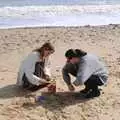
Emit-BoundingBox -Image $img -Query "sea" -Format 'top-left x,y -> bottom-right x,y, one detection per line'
0,0 -> 120,28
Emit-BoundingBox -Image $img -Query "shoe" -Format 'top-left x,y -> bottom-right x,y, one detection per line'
80,88 -> 90,94
85,89 -> 100,98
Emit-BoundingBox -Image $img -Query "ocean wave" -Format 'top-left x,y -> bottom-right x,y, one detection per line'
0,5 -> 120,18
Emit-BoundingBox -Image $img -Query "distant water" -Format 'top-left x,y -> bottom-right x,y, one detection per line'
0,0 -> 120,28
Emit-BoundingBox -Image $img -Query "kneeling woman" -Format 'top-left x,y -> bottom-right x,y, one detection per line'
62,49 -> 108,98
17,42 -> 55,91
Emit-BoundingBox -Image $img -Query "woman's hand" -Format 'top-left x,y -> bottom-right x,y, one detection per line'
67,84 -> 75,91
43,75 -> 51,81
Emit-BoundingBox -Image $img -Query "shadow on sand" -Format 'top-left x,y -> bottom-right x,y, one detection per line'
0,84 -> 31,99
22,91 -> 90,111
0,84 -> 90,111
42,92 -> 89,109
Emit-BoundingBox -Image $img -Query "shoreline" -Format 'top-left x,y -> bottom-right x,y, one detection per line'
0,23 -> 120,30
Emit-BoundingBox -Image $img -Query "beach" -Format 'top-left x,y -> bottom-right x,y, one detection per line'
0,24 -> 120,120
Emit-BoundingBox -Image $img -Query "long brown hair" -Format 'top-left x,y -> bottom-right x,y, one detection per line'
34,42 -> 55,58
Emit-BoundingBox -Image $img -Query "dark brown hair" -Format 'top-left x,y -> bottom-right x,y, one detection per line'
34,42 -> 55,57
65,49 -> 87,58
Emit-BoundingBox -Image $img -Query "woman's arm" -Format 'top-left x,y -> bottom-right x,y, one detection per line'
73,59 -> 96,86
44,57 -> 51,77
62,63 -> 72,85
24,52 -> 48,86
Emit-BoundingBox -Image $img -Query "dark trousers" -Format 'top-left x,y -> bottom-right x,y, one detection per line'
22,62 -> 48,91
84,75 -> 103,91
63,63 -> 104,92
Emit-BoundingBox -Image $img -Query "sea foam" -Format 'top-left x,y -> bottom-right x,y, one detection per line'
0,5 -> 120,18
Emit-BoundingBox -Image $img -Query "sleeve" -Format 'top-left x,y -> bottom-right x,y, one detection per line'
24,53 -> 47,86
62,63 -> 72,85
44,58 -> 51,77
73,60 -> 94,86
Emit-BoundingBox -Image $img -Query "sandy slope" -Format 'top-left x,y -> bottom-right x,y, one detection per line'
0,25 -> 120,120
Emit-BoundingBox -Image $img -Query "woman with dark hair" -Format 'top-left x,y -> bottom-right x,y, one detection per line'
62,49 -> 108,98
17,42 -> 55,91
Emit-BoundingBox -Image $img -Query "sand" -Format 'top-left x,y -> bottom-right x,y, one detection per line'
0,25 -> 120,120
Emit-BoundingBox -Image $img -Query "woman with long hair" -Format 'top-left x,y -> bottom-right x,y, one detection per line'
17,42 -> 55,91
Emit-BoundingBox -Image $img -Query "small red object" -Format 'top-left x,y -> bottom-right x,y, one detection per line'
48,84 -> 56,93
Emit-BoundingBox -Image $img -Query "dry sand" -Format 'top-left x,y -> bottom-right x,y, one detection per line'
0,25 -> 120,120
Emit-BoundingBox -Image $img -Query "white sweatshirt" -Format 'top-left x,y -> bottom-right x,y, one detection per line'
73,54 -> 108,85
17,52 -> 51,86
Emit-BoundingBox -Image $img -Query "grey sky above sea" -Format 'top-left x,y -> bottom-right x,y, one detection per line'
0,0 -> 120,6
